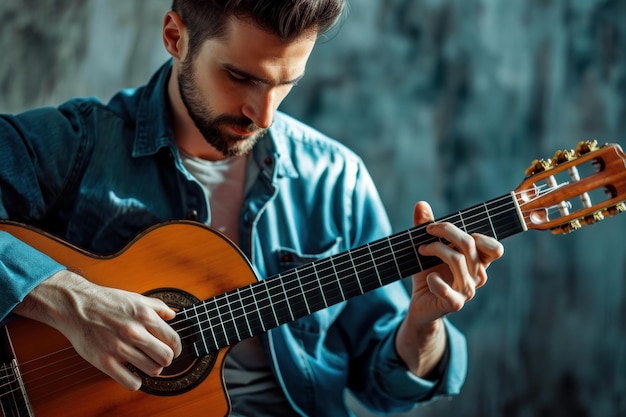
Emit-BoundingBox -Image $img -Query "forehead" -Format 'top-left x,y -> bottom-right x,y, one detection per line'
199,17 -> 317,82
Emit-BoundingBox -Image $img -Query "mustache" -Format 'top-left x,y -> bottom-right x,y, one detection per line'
214,115 -> 261,132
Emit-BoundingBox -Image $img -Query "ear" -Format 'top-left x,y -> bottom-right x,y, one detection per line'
163,11 -> 187,60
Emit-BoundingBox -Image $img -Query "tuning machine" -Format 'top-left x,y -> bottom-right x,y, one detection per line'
551,202 -> 626,234
551,219 -> 582,235
602,202 -> 626,218
525,140 -> 601,176
525,158 -> 553,176
575,140 -> 600,156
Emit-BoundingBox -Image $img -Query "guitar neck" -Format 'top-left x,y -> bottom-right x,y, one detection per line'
183,193 -> 524,355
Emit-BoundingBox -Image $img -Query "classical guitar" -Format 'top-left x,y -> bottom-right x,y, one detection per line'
1,141 -> 625,417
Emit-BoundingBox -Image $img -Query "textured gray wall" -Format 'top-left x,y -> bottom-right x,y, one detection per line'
2,1 -> 625,416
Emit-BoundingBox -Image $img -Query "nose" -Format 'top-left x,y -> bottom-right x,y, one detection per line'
241,88 -> 276,129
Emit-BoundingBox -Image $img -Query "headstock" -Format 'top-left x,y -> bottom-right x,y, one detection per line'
515,140 -> 626,234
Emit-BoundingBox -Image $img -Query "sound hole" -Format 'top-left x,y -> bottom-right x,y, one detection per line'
129,288 -> 218,397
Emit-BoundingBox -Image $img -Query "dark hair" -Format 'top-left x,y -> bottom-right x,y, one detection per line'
172,0 -> 346,57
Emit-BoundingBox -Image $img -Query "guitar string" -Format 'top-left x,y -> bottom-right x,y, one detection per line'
2,190 -> 563,390
0,362 -> 27,415
1,186 -> 586,398
0,194 -> 519,398
0,197 -> 516,401
163,189 -> 568,342
0,361 -> 101,405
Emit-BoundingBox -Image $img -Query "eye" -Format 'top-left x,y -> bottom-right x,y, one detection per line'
227,71 -> 250,84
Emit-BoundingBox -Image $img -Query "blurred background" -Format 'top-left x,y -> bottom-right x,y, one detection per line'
1,0 -> 625,416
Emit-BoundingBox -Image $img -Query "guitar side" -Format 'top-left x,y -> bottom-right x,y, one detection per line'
1,221 -> 259,417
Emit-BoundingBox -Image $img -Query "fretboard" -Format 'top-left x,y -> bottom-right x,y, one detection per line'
184,193 -> 523,355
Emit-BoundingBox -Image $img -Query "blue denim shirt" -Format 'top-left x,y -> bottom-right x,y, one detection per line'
0,62 -> 467,416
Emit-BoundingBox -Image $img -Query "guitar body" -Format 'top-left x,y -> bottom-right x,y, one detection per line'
2,220 -> 259,417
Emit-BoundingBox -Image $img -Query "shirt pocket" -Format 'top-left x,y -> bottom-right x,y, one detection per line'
276,237 -> 344,270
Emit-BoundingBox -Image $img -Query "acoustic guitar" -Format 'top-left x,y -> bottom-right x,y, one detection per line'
1,141 -> 625,416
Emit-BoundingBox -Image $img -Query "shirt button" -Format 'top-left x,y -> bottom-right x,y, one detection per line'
186,210 -> 198,220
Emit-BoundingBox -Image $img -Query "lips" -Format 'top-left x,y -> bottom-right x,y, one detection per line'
229,126 -> 254,136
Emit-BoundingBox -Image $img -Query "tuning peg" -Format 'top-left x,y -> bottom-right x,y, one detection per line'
551,149 -> 577,165
602,202 -> 626,218
525,158 -> 553,176
575,140 -> 599,156
582,211 -> 605,225
551,219 -> 582,235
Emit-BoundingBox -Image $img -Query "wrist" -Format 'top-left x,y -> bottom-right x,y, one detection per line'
14,269 -> 88,328
395,318 -> 447,378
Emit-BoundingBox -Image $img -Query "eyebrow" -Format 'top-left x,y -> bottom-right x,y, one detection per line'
222,63 -> 305,86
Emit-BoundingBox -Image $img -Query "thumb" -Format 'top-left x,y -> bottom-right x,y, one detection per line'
413,201 -> 435,226
148,296 -> 177,321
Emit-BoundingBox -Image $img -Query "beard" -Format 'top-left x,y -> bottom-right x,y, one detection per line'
177,56 -> 268,158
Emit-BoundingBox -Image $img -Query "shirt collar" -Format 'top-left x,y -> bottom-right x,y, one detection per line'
132,60 -> 176,158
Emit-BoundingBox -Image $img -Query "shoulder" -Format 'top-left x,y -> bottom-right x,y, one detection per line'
5,97 -> 105,143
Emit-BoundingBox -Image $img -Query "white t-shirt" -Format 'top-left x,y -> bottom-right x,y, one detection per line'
180,151 -> 298,416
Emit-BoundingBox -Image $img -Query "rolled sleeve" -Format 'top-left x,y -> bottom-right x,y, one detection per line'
372,318 -> 468,403
0,231 -> 65,320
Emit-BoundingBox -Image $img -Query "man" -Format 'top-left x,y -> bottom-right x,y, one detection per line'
0,1 -> 503,416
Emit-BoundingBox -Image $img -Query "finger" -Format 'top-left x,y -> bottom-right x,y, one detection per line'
419,229 -> 475,278
148,297 -> 177,321
103,357 -> 143,391
133,326 -> 179,369
413,201 -> 434,226
420,243 -> 480,299
122,336 -> 171,377
144,297 -> 183,357
426,272 -> 466,312
472,233 -> 505,264
145,318 -> 182,359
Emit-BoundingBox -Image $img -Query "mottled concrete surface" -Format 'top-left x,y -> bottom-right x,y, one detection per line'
1,1 -> 625,416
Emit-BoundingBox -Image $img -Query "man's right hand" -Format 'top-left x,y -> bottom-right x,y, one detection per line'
13,270 -> 182,390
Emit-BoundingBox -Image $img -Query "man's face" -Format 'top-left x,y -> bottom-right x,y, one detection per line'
178,18 -> 316,158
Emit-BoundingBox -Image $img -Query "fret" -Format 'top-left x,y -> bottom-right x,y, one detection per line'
262,281 -> 279,330
333,252 -> 362,299
238,285 -> 264,338
278,277 -> 296,322
318,258 -> 344,306
232,288 -> 253,341
188,303 -> 213,355
282,271 -> 309,319
483,203 -> 498,238
251,282 -> 272,332
407,226 -> 425,272
351,246 -> 380,293
387,237 -> 402,279
312,262 -> 329,309
389,231 -> 420,278
214,295 -> 233,346
207,297 -> 229,348
490,196 -> 523,239
366,244 -> 384,288
266,278 -> 290,325
369,238 -> 401,286
297,264 -> 326,313
327,256 -> 346,302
